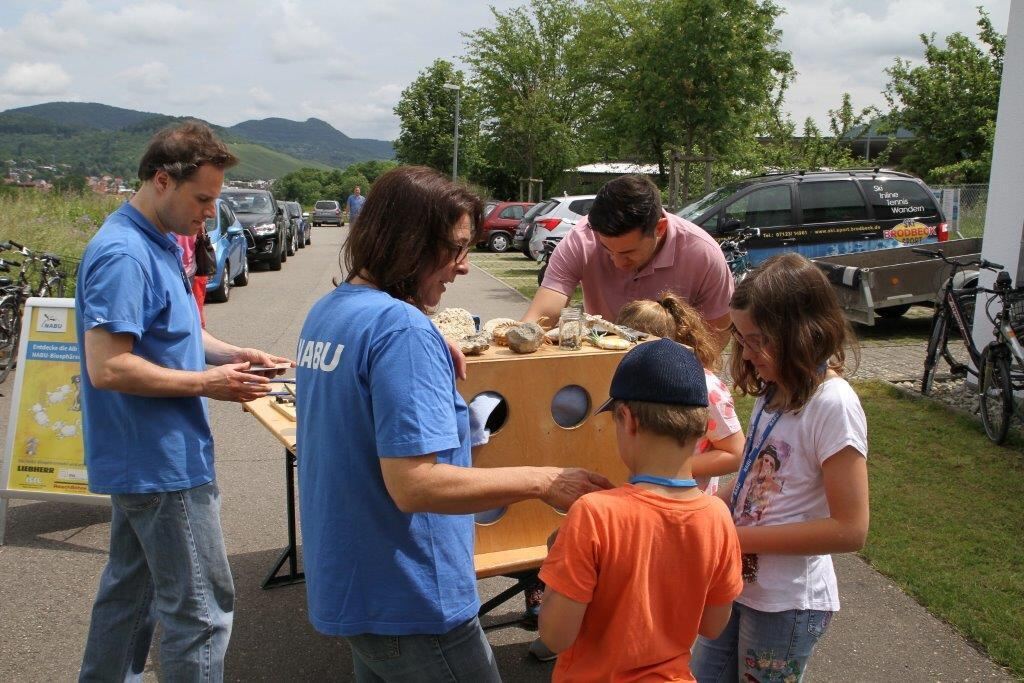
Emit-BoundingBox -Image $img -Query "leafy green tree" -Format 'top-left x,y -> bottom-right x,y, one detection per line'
577,0 -> 792,199
799,93 -> 879,170
883,7 -> 1004,183
345,160 -> 398,185
394,60 -> 483,179
464,0 -> 589,197
53,174 -> 89,194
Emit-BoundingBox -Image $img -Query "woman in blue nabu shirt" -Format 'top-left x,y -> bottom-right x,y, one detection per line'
295,165 -> 611,681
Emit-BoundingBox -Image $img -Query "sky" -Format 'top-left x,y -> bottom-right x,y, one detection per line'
0,1 -> 1012,142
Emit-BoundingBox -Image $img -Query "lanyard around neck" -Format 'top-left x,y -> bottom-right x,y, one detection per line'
730,391 -> 783,511
629,474 -> 698,488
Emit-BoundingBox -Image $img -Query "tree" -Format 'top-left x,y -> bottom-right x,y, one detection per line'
883,7 -> 1004,183
53,174 -> 88,194
799,93 -> 879,170
393,59 -> 483,179
463,0 -> 590,197
576,0 -> 792,199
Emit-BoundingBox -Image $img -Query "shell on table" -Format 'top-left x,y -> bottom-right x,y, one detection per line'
482,317 -> 521,346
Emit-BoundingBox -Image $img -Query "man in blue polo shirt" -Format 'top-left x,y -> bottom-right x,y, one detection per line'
346,184 -> 365,225
75,122 -> 292,682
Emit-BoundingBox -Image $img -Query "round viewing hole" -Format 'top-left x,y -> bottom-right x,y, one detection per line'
475,507 -> 507,525
551,385 -> 591,429
469,391 -> 508,435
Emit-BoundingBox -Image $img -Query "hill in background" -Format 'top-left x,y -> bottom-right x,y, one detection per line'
0,101 -> 391,181
229,117 -> 394,168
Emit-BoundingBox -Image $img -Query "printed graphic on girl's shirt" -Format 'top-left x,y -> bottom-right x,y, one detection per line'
737,440 -> 791,525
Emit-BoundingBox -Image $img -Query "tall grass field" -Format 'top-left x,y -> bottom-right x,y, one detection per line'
0,188 -> 119,259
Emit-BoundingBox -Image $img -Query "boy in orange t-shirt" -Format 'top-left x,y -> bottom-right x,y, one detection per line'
539,339 -> 743,681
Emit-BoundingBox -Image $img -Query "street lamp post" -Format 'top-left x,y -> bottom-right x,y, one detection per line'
442,83 -> 461,181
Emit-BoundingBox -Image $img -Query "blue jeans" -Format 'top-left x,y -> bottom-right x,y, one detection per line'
79,481 -> 234,682
691,603 -> 832,683
346,616 -> 501,682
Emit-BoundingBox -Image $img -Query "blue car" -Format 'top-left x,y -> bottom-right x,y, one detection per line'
205,198 -> 249,303
287,201 -> 311,247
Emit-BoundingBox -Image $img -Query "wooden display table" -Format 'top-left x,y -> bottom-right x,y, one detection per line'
244,339 -> 633,611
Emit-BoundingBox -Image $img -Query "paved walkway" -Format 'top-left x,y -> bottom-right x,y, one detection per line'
0,231 -> 1012,681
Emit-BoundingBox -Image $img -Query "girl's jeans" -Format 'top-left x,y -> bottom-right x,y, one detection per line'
691,603 -> 833,683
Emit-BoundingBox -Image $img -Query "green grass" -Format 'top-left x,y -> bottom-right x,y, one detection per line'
957,200 -> 987,239
467,249 -> 580,307
227,142 -> 333,180
0,188 -> 118,258
733,382 -> 1024,677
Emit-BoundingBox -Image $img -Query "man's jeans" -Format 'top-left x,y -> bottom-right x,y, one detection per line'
691,603 -> 833,683
346,616 -> 501,682
79,481 -> 234,682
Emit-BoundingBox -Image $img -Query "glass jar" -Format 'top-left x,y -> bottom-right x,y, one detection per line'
558,307 -> 584,350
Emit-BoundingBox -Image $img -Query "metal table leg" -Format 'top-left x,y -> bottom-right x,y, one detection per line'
262,448 -> 305,589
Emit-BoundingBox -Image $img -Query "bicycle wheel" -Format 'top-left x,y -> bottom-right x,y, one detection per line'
0,297 -> 20,384
921,311 -> 948,395
979,343 -> 1013,444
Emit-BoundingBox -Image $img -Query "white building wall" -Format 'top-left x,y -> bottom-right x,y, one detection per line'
974,0 -> 1024,347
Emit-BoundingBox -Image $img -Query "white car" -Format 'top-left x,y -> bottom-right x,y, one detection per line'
522,194 -> 596,261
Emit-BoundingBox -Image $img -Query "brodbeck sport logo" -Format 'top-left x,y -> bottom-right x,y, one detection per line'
883,219 -> 935,245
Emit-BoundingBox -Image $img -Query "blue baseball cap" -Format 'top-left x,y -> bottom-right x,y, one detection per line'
597,338 -> 709,413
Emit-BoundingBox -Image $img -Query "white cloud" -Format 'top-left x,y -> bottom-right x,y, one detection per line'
117,61 -> 170,91
18,6 -> 90,53
303,83 -> 404,139
777,0 -> 1011,124
322,55 -> 363,82
270,0 -> 330,62
101,3 -> 203,45
247,86 -> 276,107
166,85 -> 226,107
0,62 -> 72,96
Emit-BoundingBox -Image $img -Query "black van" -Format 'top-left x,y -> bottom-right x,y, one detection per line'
676,169 -> 948,265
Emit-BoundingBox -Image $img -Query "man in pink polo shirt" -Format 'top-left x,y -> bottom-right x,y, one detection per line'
523,174 -> 733,352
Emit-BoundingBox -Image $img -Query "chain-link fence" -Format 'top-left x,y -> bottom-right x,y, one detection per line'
932,183 -> 988,239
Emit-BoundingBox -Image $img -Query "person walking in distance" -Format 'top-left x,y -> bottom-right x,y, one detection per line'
347,185 -> 366,225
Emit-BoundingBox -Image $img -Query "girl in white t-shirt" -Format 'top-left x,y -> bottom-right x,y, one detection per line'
617,292 -> 744,494
691,252 -> 870,683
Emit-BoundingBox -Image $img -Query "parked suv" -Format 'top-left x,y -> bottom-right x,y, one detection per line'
221,188 -> 288,270
676,169 -> 948,266
312,199 -> 342,226
478,201 -> 534,252
518,195 -> 597,261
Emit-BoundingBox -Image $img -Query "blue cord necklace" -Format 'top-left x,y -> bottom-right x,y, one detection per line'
629,474 -> 698,488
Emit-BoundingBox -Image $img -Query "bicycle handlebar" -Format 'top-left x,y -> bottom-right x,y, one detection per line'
910,246 -> 1004,271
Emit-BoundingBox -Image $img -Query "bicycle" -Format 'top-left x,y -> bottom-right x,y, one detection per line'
0,240 -> 72,297
720,227 -> 760,284
536,235 -> 563,286
915,246 -> 1024,444
0,257 -> 25,385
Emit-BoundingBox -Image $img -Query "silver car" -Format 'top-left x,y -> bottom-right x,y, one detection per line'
523,195 -> 596,261
312,200 -> 342,227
